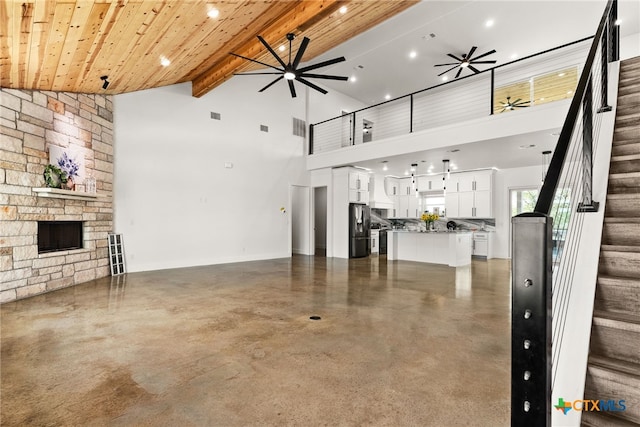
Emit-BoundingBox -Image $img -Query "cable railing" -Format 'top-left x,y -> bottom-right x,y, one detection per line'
510,1 -> 618,425
309,37 -> 593,155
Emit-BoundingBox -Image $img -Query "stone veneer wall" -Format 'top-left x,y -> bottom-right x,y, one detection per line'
0,88 -> 113,303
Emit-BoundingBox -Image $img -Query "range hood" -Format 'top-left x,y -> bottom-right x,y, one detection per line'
369,174 -> 394,209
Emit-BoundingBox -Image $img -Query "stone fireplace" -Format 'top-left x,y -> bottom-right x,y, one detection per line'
0,88 -> 114,303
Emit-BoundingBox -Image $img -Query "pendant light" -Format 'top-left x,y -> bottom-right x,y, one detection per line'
442,159 -> 450,192
541,151 -> 552,184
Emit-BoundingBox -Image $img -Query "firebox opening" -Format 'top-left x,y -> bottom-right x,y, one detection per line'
38,221 -> 84,254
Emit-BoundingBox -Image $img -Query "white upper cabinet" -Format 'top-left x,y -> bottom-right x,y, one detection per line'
385,177 -> 399,197
349,172 -> 369,191
348,171 -> 370,204
445,170 -> 494,218
417,175 -> 444,192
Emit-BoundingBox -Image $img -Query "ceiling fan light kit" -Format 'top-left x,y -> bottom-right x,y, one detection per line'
434,46 -> 497,79
230,33 -> 348,98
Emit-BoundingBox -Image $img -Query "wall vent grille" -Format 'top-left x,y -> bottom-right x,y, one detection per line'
260,124 -> 269,132
210,112 -> 221,120
293,117 -> 306,137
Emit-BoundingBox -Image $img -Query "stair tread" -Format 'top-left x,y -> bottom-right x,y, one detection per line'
593,310 -> 640,326
609,171 -> 640,179
601,244 -> 640,252
603,217 -> 640,223
611,154 -> 640,162
598,274 -> 640,286
588,355 -> 640,379
581,410 -> 640,427
607,193 -> 640,200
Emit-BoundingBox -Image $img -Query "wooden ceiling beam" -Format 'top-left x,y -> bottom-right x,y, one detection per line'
191,0 -> 345,98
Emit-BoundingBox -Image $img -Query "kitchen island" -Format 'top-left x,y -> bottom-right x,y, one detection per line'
387,230 -> 472,267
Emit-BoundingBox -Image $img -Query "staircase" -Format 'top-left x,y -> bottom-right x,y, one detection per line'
582,56 -> 640,427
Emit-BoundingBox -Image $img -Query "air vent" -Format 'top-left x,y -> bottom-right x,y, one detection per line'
260,124 -> 269,133
292,117 -> 306,137
210,112 -> 221,120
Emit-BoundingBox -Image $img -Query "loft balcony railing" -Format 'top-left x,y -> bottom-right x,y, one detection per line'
308,37 -> 594,156
511,0 -> 618,425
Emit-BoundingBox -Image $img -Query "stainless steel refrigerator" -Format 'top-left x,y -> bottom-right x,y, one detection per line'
349,203 -> 370,258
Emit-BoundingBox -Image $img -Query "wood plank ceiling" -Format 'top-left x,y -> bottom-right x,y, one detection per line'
0,0 -> 418,97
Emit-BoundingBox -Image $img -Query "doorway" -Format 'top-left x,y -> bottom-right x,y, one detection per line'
508,187 -> 539,257
291,185 -> 311,255
313,187 -> 327,256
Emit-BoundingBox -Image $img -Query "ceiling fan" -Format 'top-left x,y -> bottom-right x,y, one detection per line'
230,33 -> 348,98
499,96 -> 531,112
434,46 -> 497,79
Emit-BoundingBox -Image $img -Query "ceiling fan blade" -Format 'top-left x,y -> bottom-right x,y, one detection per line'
447,53 -> 464,62
434,62 -> 460,67
468,65 -> 481,74
292,37 -> 310,69
455,67 -> 463,79
234,72 -> 284,75
288,80 -> 297,98
257,36 -> 287,68
470,49 -> 496,61
297,56 -> 346,73
230,53 -> 283,72
469,60 -> 497,64
513,98 -> 522,104
300,73 -> 348,81
259,76 -> 284,92
437,65 -> 459,76
467,46 -> 477,59
296,77 -> 328,94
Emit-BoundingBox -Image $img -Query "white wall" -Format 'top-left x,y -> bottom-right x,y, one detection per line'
113,79 -> 309,272
620,31 -> 640,60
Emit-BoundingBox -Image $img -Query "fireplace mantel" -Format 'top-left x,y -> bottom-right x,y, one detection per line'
32,187 -> 107,202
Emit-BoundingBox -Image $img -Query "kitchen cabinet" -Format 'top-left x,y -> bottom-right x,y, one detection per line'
445,170 -> 494,218
417,175 -> 445,192
349,172 -> 370,204
371,230 -> 379,254
472,232 -> 493,258
385,177 -> 399,197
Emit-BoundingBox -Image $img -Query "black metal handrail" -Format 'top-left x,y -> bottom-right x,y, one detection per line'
510,1 -> 618,426
534,0 -> 617,214
309,36 -> 594,155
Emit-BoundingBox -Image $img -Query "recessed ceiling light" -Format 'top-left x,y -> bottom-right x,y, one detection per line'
207,8 -> 219,18
448,149 -> 460,153
350,76 -> 357,83
409,50 -> 417,59
540,97 -> 545,101
385,94 -> 391,100
404,170 -> 409,176
160,57 -> 171,67
558,72 -> 566,77
278,45 -> 286,52
510,53 -> 518,60
450,164 -> 458,170
442,76 -> 448,82
485,19 -> 494,28
615,19 -> 622,26
339,5 -> 348,14
567,90 -> 573,94
519,144 -> 536,149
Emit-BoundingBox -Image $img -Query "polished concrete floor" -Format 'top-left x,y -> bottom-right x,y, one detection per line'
1,255 -> 511,426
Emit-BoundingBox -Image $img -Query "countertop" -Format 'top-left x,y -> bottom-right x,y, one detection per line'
388,230 -> 472,234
